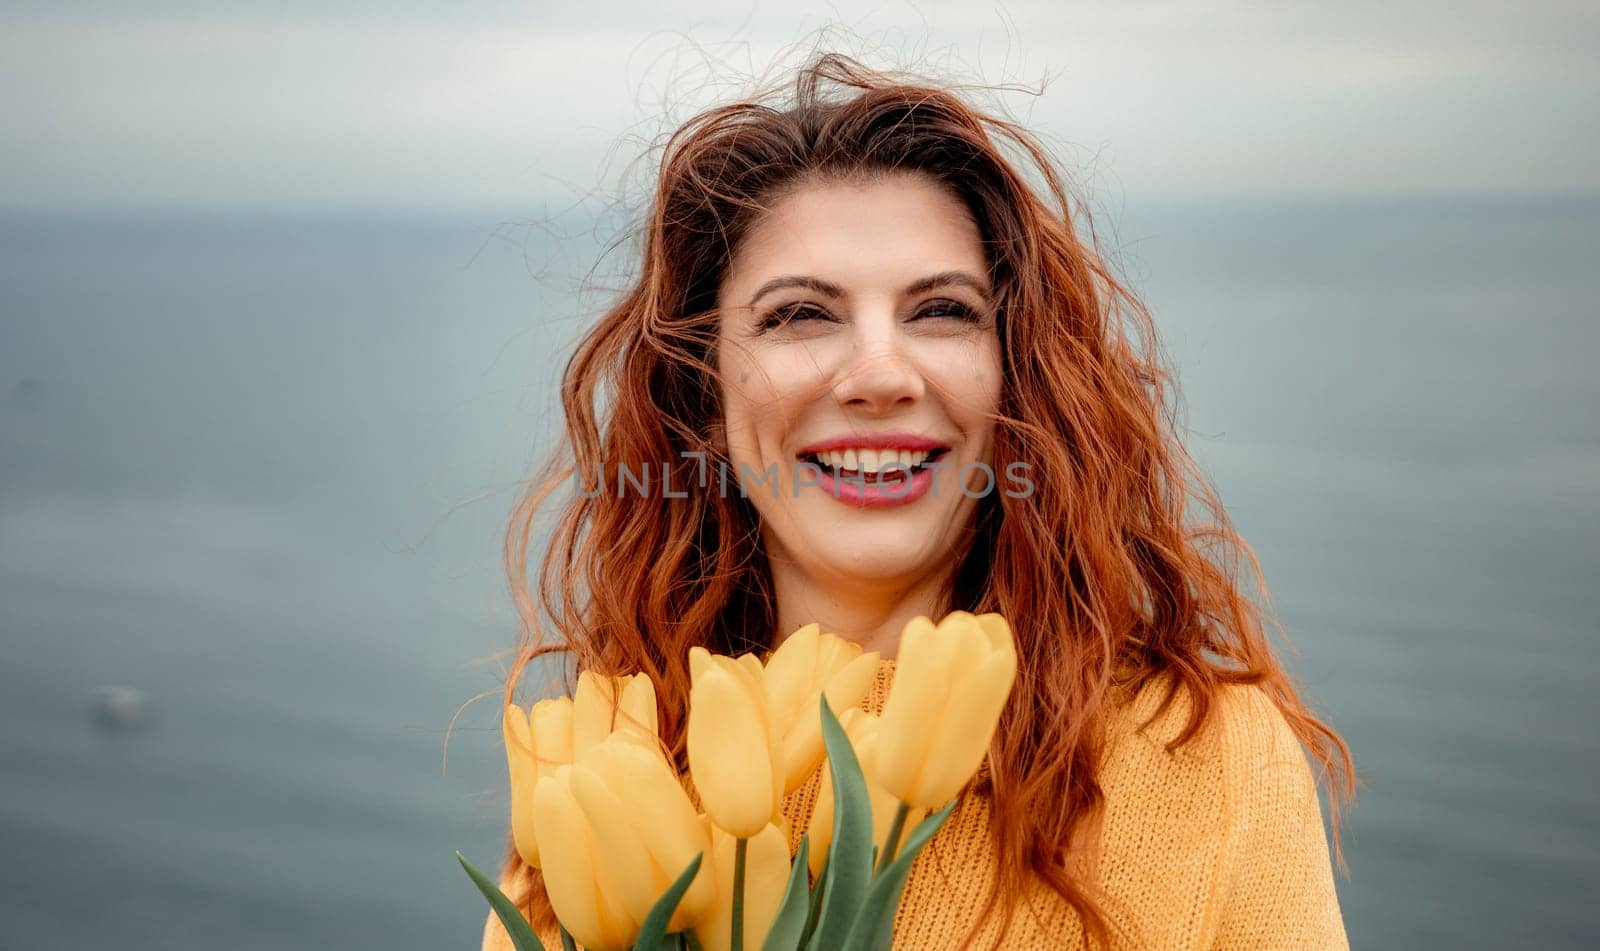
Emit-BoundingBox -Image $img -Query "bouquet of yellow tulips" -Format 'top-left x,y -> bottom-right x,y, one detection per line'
457,611 -> 1018,951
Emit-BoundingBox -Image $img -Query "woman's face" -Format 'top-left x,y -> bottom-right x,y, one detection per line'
715,172 -> 1003,593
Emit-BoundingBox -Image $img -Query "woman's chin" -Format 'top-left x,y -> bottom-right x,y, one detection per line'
800,534 -> 950,581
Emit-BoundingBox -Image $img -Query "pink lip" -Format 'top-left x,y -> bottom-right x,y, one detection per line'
807,464 -> 936,509
796,432 -> 949,455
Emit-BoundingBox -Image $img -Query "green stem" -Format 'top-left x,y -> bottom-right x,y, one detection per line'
875,802 -> 912,876
559,923 -> 577,951
731,836 -> 749,951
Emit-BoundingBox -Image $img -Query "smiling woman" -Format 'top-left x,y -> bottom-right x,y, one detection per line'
484,53 -> 1356,950
715,173 -> 1007,653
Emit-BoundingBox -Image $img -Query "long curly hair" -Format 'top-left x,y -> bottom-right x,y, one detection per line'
493,52 -> 1357,949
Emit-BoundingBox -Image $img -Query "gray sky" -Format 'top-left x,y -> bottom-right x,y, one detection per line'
2,0 -> 1596,209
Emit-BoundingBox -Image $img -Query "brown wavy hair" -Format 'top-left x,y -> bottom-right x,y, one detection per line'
492,52 -> 1357,949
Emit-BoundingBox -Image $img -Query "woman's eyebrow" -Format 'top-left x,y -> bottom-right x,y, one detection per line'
748,270 -> 992,308
905,270 -> 993,301
748,275 -> 845,308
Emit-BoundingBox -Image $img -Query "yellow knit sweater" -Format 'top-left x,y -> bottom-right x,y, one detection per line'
482,661 -> 1348,950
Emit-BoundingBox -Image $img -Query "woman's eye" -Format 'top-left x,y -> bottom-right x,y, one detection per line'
759,302 -> 831,330
915,299 -> 978,322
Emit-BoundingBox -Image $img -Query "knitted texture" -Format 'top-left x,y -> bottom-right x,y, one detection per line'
482,660 -> 1348,950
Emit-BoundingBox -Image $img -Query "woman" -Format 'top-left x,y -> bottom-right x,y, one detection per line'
484,54 -> 1356,950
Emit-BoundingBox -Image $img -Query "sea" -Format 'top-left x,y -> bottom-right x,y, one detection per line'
1,194 -> 1595,948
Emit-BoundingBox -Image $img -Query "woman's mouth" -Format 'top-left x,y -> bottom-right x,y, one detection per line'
795,447 -> 950,507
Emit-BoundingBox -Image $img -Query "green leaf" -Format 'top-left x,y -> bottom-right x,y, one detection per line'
634,852 -> 706,951
839,799 -> 959,951
803,696 -> 874,951
761,835 -> 812,951
455,851 -> 549,951
799,854 -> 827,946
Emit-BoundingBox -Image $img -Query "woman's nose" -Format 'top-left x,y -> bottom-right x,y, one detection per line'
830,315 -> 924,414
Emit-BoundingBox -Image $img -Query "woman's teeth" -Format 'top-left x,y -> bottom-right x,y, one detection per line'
807,448 -> 943,474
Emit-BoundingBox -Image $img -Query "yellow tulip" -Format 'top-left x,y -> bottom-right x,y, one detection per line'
573,670 -> 659,756
686,647 -> 785,838
567,730 -> 716,932
503,696 -> 574,868
763,623 -> 881,793
804,708 -> 928,878
530,765 -> 639,951
869,611 -> 1018,809
504,670 -> 659,869
692,821 -> 792,951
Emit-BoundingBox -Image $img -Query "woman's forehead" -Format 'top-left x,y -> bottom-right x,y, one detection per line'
720,175 -> 987,304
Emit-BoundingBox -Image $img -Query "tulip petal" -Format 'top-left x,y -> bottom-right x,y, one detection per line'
763,622 -> 820,717
975,613 -> 1014,652
780,726 -> 822,795
688,664 -> 776,838
504,703 -> 532,752
529,697 -> 575,781
814,633 -> 855,675
608,740 -> 716,927
727,654 -> 788,820
689,646 -> 714,682
617,673 -> 659,738
770,635 -> 875,794
942,612 -> 993,678
573,671 -> 617,756
503,704 -> 541,868
871,618 -> 952,803
531,771 -> 639,951
822,650 -> 879,716
569,760 -> 661,926
692,824 -> 792,951
734,652 -> 768,692
909,647 -> 1017,808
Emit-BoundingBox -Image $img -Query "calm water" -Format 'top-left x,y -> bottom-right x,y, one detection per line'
1,196 -> 1595,948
